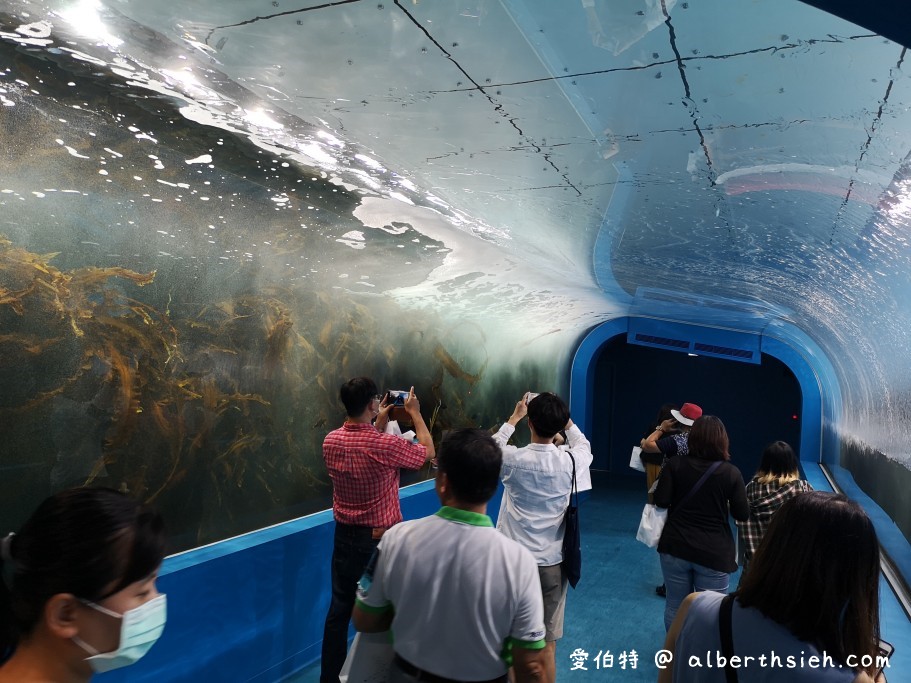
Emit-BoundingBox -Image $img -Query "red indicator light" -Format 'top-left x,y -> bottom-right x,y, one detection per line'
792,414 -> 798,420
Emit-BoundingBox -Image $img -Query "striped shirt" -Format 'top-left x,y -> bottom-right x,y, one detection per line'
323,422 -> 427,527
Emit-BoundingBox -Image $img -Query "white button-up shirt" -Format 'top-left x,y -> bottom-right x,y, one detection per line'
493,423 -> 593,566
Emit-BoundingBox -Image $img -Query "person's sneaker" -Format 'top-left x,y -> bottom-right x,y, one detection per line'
655,584 -> 666,597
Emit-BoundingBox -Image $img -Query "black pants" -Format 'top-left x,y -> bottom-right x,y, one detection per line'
319,523 -> 380,683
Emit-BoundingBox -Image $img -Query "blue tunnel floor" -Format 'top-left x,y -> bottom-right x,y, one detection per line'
285,474 -> 909,683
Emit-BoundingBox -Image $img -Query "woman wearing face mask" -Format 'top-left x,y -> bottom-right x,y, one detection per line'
0,487 -> 167,682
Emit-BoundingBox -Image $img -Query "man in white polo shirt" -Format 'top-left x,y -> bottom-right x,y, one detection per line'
352,428 -> 547,683
493,392 -> 593,683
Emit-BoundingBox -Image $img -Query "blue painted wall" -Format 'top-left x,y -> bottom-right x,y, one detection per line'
98,481 -> 451,683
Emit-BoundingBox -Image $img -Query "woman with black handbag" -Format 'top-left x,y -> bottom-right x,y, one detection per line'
653,415 -> 749,631
659,492 -> 886,683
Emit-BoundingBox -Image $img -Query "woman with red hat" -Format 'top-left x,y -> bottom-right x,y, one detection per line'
640,402 -> 704,598
640,402 -> 703,462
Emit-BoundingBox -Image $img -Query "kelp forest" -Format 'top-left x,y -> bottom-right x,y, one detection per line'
0,42 -> 549,552
0,230 -> 528,550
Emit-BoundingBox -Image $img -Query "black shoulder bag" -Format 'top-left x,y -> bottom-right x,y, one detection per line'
562,451 -> 581,588
719,594 -> 739,683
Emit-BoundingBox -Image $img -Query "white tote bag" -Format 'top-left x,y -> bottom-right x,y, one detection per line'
340,631 -> 394,683
629,446 -> 645,472
636,503 -> 667,548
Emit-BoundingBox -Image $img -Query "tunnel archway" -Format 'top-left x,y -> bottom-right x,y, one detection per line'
569,316 -> 839,473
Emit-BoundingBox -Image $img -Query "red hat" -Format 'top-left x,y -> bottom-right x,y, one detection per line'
671,403 -> 702,426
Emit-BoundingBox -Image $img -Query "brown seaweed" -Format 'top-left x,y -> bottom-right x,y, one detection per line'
104,344 -> 141,451
0,233 -> 496,550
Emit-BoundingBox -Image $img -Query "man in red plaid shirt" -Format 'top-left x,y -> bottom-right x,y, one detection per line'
319,377 -> 434,683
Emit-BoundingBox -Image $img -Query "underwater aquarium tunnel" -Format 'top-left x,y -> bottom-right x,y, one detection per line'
1,0 -> 911,680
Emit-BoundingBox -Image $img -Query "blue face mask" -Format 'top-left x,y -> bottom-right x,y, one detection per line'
73,594 -> 167,673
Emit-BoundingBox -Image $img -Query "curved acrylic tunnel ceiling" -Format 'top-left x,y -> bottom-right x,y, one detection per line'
1,3 -> 911,528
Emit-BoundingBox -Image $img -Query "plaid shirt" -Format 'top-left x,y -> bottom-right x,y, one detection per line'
323,422 -> 427,527
736,478 -> 813,566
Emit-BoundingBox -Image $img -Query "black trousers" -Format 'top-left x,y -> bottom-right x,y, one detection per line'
319,523 -> 380,683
